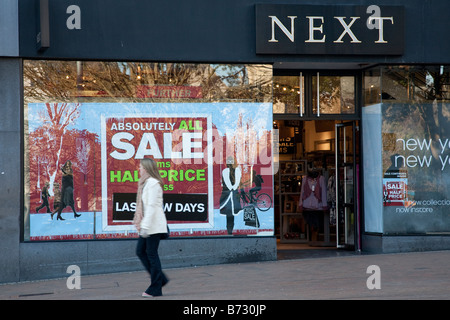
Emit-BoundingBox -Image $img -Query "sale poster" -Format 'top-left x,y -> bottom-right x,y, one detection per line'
25,102 -> 274,240
102,115 -> 213,231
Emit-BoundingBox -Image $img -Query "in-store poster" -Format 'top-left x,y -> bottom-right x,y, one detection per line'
382,153 -> 408,207
26,102 -> 274,240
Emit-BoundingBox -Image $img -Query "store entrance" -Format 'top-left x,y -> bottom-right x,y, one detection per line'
273,71 -> 361,255
275,119 -> 360,254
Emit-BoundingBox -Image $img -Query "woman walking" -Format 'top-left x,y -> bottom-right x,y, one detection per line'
56,160 -> 80,220
134,158 -> 169,297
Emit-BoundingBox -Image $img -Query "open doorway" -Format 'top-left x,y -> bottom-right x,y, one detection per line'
273,71 -> 361,258
274,119 -> 360,258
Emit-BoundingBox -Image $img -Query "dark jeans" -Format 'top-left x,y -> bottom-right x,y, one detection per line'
136,234 -> 168,296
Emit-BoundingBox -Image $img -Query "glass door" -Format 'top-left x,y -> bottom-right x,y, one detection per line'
335,122 -> 359,249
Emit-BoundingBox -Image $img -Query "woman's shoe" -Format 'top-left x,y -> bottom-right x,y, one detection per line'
142,292 -> 154,298
74,213 -> 81,218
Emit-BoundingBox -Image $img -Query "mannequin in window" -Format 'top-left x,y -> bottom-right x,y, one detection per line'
298,169 -> 327,240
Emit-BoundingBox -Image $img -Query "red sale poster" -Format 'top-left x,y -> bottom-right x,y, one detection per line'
101,115 -> 213,231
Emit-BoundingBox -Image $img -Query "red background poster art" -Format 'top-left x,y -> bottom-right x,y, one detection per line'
27,102 -> 274,240
28,103 -> 101,216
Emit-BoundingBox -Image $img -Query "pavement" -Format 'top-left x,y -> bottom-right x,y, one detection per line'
1,249 -> 449,302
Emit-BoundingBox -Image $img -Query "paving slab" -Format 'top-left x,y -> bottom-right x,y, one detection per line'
1,250 -> 449,301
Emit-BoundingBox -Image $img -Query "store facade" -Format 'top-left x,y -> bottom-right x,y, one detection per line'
1,0 -> 450,283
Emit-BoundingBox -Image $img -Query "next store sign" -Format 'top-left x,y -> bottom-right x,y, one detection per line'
256,4 -> 404,55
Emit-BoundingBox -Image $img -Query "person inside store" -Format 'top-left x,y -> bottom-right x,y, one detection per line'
298,169 -> 328,241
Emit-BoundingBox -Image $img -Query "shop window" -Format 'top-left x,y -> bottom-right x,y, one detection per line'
273,75 -> 304,114
362,65 -> 450,235
364,65 -> 450,105
23,61 -> 274,241
24,61 -> 272,104
274,73 -> 356,116
363,68 -> 381,106
312,75 -> 355,114
381,65 -> 450,103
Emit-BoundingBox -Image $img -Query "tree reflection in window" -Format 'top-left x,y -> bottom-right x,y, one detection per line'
23,61 -> 272,104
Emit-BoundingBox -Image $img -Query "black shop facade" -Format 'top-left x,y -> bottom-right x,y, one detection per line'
1,0 -> 449,283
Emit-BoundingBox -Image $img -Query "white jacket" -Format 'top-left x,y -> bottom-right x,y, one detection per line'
140,178 -> 168,237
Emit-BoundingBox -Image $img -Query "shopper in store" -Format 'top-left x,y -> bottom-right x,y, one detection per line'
134,158 -> 169,297
298,169 -> 328,241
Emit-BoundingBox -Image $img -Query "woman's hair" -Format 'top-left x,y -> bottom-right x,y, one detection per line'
62,160 -> 73,175
140,158 -> 164,188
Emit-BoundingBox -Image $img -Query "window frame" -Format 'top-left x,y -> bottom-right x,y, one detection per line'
273,69 -> 362,121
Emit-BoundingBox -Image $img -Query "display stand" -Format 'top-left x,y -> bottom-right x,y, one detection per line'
278,160 -> 307,243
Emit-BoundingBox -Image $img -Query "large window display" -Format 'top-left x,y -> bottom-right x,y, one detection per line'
363,65 -> 450,234
23,61 -> 274,241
